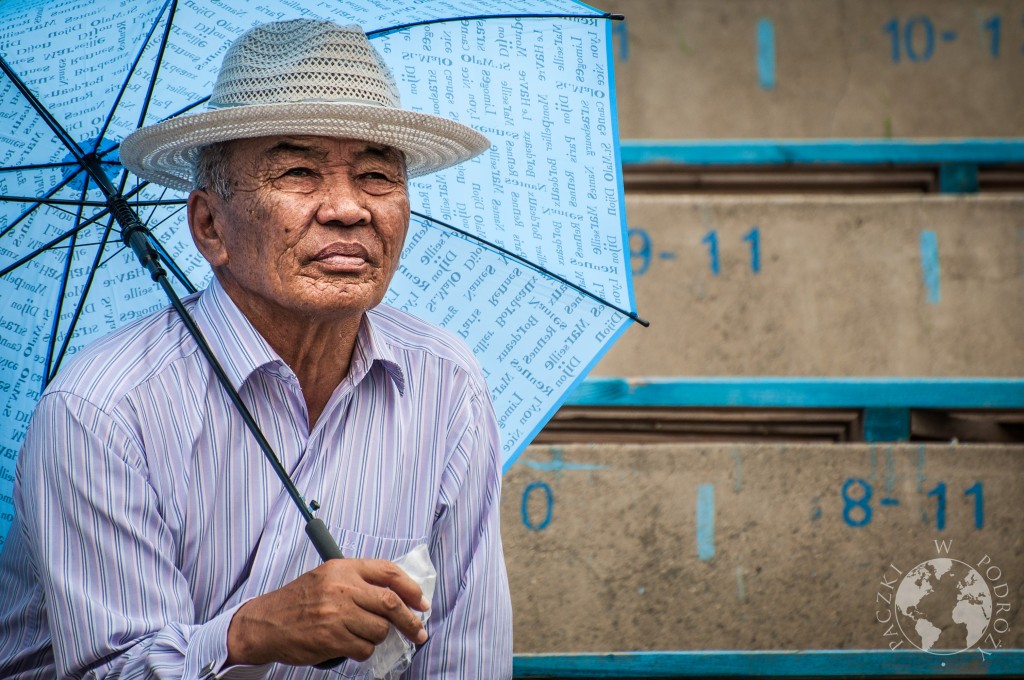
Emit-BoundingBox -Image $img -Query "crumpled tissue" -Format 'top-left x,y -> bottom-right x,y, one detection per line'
363,544 -> 436,679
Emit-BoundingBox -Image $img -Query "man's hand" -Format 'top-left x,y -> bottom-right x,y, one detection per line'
226,559 -> 430,667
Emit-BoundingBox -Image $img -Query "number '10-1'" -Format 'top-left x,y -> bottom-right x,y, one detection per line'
885,16 -> 1006,62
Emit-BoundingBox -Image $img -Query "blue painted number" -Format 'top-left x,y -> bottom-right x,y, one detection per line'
885,16 -> 935,63
743,226 -> 761,274
521,481 -> 553,531
844,479 -> 985,530
702,230 -> 720,276
965,481 -> 985,529
629,227 -> 651,276
842,478 -> 873,527
983,16 -> 1001,57
928,482 -> 947,531
927,481 -> 984,531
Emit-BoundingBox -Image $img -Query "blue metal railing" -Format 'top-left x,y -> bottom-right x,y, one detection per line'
563,377 -> 1024,441
620,139 -> 1024,193
513,650 -> 1024,678
620,139 -> 1024,166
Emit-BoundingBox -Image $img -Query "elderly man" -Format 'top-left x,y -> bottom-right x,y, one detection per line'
0,20 -> 511,679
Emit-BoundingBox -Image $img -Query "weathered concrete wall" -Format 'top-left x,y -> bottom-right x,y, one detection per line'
503,443 -> 1024,652
600,0 -> 1024,139
592,194 -> 1024,377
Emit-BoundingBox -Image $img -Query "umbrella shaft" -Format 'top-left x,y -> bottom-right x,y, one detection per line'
106,195 -> 347,568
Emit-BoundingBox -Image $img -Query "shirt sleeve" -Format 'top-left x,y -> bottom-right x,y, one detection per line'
16,391 -> 264,680
406,376 -> 513,678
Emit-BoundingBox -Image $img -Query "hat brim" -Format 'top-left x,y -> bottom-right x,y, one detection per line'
119,101 -> 492,192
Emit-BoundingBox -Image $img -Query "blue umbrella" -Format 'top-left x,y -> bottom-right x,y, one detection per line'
0,0 -> 644,547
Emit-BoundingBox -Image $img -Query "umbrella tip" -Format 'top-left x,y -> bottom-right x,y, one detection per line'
605,13 -> 626,21
632,313 -> 651,328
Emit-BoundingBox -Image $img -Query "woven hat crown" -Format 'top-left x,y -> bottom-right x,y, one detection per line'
210,20 -> 401,110
119,18 -> 490,190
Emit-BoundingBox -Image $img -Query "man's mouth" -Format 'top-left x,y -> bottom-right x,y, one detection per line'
312,242 -> 374,270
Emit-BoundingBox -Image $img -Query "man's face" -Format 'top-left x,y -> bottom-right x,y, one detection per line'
189,136 -> 410,326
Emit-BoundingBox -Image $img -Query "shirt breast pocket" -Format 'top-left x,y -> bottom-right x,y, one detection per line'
267,526 -> 430,679
332,526 -> 427,563
258,516 -> 428,589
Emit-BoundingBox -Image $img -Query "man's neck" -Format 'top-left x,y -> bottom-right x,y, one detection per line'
218,282 -> 363,431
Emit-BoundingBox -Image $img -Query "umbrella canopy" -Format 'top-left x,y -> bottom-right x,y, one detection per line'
0,0 -> 642,545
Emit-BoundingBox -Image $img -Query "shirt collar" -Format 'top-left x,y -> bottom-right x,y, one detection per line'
191,278 -> 404,395
351,309 -> 406,396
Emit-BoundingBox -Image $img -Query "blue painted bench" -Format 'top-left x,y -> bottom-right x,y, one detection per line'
512,650 -> 1024,678
564,378 -> 1024,442
620,139 -> 1024,193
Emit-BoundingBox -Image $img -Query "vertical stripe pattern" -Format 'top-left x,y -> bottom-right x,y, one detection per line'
0,279 -> 512,679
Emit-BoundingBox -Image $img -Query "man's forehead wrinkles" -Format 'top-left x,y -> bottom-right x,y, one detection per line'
263,140 -> 329,162
258,138 -> 402,163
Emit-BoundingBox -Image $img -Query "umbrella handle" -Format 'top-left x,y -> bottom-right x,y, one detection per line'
305,518 -> 344,561
307,519 -> 347,669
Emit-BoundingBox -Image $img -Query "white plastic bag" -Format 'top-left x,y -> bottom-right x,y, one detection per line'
365,544 -> 436,679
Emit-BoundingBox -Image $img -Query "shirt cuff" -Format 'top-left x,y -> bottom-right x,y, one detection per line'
190,602 -> 271,680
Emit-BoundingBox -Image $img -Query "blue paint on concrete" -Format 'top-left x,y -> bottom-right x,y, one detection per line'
519,459 -> 607,472
513,649 -> 1024,677
920,230 -> 941,304
696,484 -> 715,561
620,139 -> 1024,166
756,18 -> 776,90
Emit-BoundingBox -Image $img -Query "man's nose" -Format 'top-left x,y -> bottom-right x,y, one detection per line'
316,176 -> 371,226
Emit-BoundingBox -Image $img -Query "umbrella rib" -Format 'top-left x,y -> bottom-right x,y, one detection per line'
0,196 -> 108,207
140,183 -> 174,226
0,204 -> 119,278
128,183 -> 199,294
0,195 -> 89,221
0,172 -> 89,239
96,244 -> 128,270
0,196 -> 183,207
133,0 -> 180,133
0,56 -> 85,165
104,96 -> 211,165
0,162 -> 80,173
366,12 -> 624,38
42,178 -> 92,386
410,210 -> 648,327
0,183 -> 174,232
97,0 -> 177,147
47,214 -> 119,382
153,234 -> 199,296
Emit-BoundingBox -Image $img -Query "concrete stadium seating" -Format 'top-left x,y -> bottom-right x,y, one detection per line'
503,442 -> 1024,653
594,194 -> 1024,378
601,0 -> 1024,139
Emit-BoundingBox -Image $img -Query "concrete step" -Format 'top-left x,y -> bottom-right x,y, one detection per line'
594,194 -> 1024,377
601,0 -> 1024,139
502,442 -> 1024,653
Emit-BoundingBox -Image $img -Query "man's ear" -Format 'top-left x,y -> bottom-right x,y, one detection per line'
187,189 -> 229,268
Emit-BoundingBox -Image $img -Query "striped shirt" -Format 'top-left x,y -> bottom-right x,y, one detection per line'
0,279 -> 512,679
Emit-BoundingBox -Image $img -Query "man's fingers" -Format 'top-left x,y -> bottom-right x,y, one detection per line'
351,583 -> 428,644
357,559 -> 430,612
342,610 -> 393,647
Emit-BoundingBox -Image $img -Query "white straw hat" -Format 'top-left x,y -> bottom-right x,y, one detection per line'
120,20 -> 491,192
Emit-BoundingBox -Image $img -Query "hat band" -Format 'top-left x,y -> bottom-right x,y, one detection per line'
207,96 -> 390,110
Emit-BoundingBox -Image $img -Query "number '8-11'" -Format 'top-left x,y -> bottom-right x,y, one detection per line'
842,478 -> 984,530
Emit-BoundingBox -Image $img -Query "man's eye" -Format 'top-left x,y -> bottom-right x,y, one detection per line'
358,172 -> 403,195
284,167 -> 315,177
